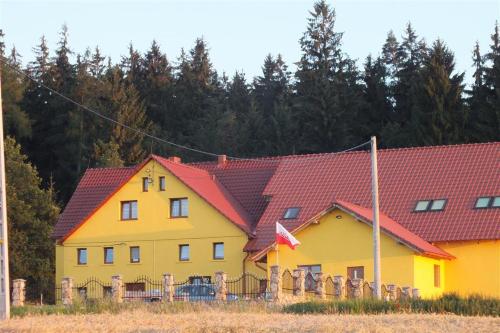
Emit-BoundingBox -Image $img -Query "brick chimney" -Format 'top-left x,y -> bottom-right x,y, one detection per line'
217,154 -> 227,166
169,156 -> 181,163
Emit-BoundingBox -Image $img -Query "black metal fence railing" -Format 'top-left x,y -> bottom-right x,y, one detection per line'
123,275 -> 162,302
172,275 -> 215,302
282,269 -> 293,295
226,273 -> 268,301
74,277 -> 112,301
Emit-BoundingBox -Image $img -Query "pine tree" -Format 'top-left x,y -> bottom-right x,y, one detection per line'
481,22 -> 500,140
0,33 -> 31,139
295,0 -> 364,152
93,139 -> 124,167
418,40 -> 465,145
6,136 -> 59,302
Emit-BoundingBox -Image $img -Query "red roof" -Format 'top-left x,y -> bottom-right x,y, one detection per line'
55,142 -> 500,257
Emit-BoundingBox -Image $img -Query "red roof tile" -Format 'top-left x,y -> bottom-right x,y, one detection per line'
55,142 -> 500,255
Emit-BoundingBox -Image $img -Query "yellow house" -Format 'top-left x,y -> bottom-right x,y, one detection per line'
54,143 -> 500,298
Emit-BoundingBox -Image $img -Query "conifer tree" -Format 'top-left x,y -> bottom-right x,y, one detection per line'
481,22 -> 500,140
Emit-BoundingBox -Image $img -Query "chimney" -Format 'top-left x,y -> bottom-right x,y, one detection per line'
217,154 -> 227,166
169,156 -> 181,163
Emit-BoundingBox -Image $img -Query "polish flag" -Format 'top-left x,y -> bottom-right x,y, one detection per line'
276,222 -> 300,250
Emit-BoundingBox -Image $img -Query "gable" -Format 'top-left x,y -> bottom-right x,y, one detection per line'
63,160 -> 248,243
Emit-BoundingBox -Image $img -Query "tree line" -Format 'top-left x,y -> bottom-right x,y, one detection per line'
0,1 -> 498,299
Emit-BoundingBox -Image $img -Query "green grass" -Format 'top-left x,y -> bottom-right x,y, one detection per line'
283,293 -> 500,316
11,298 -> 281,318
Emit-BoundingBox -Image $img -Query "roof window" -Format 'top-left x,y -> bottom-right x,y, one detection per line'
475,196 -> 500,209
414,199 -> 447,212
283,207 -> 300,219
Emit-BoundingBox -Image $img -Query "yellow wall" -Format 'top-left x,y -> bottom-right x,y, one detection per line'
438,240 -> 500,297
413,255 -> 444,298
56,160 -> 259,285
268,210 -> 426,290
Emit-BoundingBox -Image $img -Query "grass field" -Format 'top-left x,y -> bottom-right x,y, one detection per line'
1,309 -> 499,333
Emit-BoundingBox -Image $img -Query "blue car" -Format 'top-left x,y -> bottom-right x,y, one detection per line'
174,284 -> 238,301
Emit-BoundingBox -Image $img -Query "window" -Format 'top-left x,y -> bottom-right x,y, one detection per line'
179,244 -> 190,261
121,201 -> 138,220
430,199 -> 446,211
475,197 -> 491,208
104,247 -> 114,264
189,276 -> 211,284
347,266 -> 364,280
414,199 -> 447,212
298,265 -> 321,291
298,265 -> 321,274
213,242 -> 224,260
77,248 -> 87,265
159,176 -> 166,191
283,207 -> 300,219
171,198 -> 188,218
142,177 -> 149,192
475,196 -> 500,209
414,200 -> 430,212
434,265 -> 441,287
130,246 -> 140,263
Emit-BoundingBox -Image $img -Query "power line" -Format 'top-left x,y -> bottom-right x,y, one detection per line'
0,56 -> 371,162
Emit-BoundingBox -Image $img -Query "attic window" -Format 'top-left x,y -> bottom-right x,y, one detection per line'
283,207 -> 300,219
475,196 -> 500,209
414,199 -> 447,212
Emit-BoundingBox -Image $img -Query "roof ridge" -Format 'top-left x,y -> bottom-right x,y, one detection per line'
151,154 -> 210,175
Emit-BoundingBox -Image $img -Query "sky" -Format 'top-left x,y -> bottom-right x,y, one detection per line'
1,0 -> 499,85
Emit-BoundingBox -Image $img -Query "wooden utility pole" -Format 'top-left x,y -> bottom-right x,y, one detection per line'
371,136 -> 382,299
0,71 -> 10,319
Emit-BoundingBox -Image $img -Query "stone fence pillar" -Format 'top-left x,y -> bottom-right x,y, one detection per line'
111,274 -> 123,303
401,286 -> 412,300
162,273 -> 174,303
270,265 -> 282,302
386,284 -> 397,301
215,271 -> 227,301
61,277 -> 73,305
12,279 -> 26,307
412,288 -> 420,300
351,278 -> 364,299
315,272 -> 326,300
293,269 -> 305,299
333,275 -> 345,299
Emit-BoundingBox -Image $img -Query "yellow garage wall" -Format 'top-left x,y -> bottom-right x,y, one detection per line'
266,210 -> 419,289
438,240 -> 500,297
413,255 -> 444,298
56,160 -> 260,285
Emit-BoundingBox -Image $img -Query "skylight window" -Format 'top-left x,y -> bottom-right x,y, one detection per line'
283,207 -> 300,219
474,196 -> 500,209
414,199 -> 447,212
430,199 -> 446,211
414,200 -> 430,212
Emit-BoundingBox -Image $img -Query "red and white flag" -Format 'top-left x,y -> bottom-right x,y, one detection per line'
276,222 -> 300,250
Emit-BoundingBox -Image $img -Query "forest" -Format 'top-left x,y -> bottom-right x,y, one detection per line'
0,1 -> 499,299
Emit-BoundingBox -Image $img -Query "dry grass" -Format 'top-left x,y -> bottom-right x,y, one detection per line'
1,309 -> 499,333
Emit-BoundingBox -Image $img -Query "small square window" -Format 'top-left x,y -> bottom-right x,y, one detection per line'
104,247 -> 114,264
159,176 -> 166,191
283,207 -> 300,219
142,177 -> 149,192
130,246 -> 140,263
430,199 -> 446,211
77,248 -> 87,265
121,201 -> 138,220
179,244 -> 190,261
491,197 -> 500,208
213,242 -> 224,260
414,200 -> 430,211
475,197 -> 491,209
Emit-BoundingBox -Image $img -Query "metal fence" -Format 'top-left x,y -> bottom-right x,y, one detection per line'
304,272 -> 317,298
172,275 -> 215,302
227,273 -> 268,300
74,277 -> 112,301
123,275 -> 162,302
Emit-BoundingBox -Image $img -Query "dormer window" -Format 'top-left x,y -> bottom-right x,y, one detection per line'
414,199 -> 447,212
475,196 -> 500,209
283,207 -> 300,219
